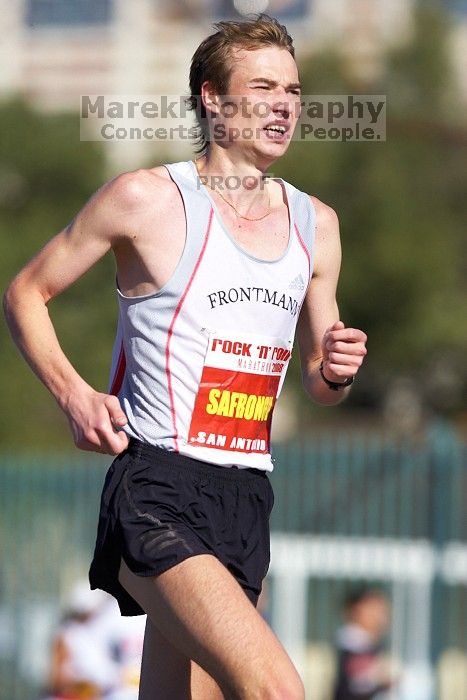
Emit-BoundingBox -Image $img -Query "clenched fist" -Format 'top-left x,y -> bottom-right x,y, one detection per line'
321,320 -> 367,385
65,388 -> 130,455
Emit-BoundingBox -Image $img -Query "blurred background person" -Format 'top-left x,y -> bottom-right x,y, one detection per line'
44,580 -> 145,700
44,581 -> 120,700
333,587 -> 398,700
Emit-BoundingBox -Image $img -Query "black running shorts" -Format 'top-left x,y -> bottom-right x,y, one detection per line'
89,438 -> 274,615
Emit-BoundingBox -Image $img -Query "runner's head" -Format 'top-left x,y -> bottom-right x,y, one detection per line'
188,13 -> 300,161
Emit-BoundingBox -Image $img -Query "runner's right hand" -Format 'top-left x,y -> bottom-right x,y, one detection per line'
64,388 -> 129,455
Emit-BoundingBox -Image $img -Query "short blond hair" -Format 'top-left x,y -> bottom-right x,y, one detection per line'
188,13 -> 295,153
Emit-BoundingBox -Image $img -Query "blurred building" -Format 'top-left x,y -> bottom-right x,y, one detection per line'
0,0 -> 465,169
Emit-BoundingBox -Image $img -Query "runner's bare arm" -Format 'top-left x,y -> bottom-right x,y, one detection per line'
3,171 -> 149,454
296,198 -> 367,405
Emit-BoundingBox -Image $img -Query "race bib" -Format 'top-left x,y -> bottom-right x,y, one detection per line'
187,331 -> 291,454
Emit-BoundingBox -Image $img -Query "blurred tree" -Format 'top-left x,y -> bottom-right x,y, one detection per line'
0,99 -> 115,449
275,5 -> 467,423
1,5 -> 466,450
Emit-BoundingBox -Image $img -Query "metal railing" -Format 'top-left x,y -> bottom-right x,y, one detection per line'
0,426 -> 465,699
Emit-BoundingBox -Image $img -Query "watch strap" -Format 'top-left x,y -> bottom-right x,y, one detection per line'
319,361 -> 354,391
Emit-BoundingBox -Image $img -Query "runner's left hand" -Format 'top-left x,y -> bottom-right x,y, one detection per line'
320,321 -> 367,383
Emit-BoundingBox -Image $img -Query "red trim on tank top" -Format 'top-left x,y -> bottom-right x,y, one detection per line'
294,223 -> 311,281
165,208 -> 214,452
110,341 -> 126,396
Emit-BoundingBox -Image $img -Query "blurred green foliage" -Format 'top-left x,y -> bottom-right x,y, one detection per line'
0,100 -> 116,448
277,5 -> 466,417
1,5 -> 466,449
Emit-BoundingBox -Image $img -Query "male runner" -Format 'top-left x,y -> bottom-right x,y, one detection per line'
4,14 -> 367,700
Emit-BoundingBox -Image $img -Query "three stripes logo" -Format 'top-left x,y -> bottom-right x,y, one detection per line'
288,274 -> 305,291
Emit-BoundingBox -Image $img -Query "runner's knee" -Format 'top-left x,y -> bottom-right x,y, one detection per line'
227,664 -> 304,700
259,665 -> 305,700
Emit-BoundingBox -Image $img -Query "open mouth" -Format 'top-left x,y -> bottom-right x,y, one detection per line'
263,124 -> 288,140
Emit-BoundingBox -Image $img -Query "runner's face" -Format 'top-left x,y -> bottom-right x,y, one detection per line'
210,47 -> 301,162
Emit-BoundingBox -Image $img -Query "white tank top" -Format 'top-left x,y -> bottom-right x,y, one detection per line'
109,160 -> 315,471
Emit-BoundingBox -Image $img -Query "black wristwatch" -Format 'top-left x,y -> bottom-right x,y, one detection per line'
319,361 -> 354,391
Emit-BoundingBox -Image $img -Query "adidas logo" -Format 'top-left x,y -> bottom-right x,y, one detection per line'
289,274 -> 305,291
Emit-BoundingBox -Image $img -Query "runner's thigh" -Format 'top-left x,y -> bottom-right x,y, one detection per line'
118,555 -> 302,699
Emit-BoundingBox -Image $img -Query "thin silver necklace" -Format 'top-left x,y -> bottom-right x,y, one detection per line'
195,159 -> 271,222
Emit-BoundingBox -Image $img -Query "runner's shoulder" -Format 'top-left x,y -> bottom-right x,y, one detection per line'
308,195 -> 339,230
79,166 -> 177,245
97,165 -> 177,216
